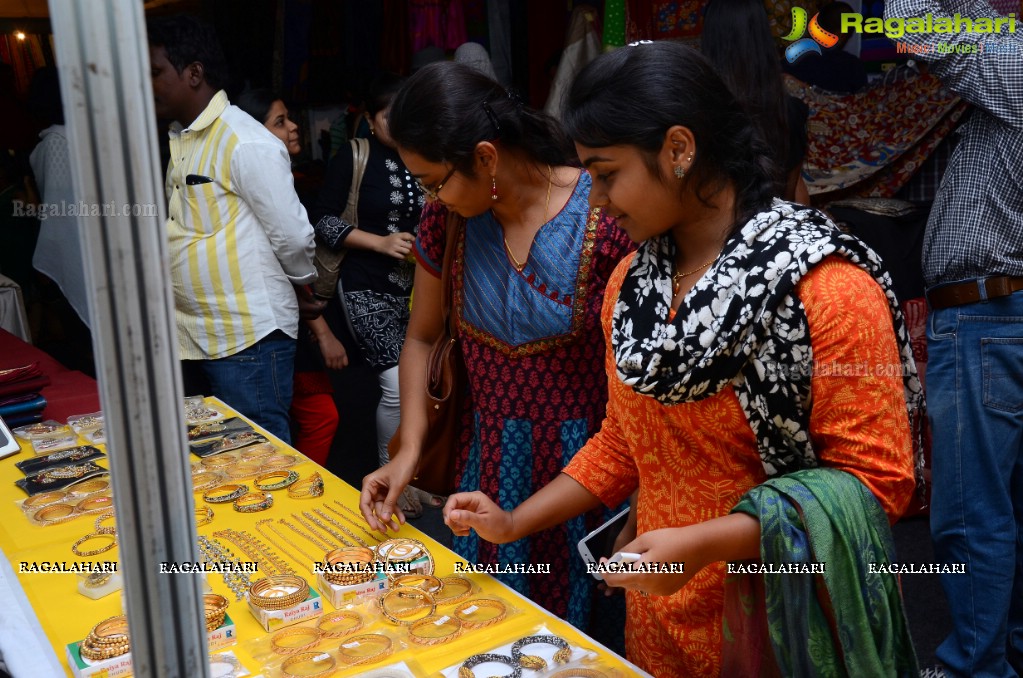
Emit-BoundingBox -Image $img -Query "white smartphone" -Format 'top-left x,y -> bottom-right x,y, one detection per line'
577,506 -> 631,580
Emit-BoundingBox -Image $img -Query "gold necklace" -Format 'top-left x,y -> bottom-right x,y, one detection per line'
503,165 -> 553,273
671,258 -> 716,296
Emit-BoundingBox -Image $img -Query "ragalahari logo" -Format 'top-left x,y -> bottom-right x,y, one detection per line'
782,7 -> 841,63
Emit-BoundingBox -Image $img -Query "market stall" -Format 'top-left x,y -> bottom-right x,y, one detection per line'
0,393 -> 647,678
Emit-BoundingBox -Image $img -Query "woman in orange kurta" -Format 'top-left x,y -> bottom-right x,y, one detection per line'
443,42 -> 922,676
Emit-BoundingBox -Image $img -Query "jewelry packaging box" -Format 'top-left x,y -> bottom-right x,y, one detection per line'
246,587 -> 323,632
65,615 -> 237,678
316,570 -> 387,609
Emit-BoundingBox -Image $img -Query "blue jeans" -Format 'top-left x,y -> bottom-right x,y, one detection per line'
190,331 -> 297,444
928,292 -> 1023,677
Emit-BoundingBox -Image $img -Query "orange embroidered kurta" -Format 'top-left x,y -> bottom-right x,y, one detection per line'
563,255 -> 916,677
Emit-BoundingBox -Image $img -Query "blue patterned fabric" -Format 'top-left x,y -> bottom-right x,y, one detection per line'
461,174 -> 592,348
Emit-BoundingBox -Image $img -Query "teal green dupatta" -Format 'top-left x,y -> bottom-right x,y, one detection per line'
722,468 -> 919,677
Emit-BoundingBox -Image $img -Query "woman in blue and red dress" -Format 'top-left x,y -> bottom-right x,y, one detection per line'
359,62 -> 633,640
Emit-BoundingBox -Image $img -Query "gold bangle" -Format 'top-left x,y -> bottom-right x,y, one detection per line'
233,491 -> 273,513
288,472 -> 324,499
336,633 -> 392,666
195,506 -> 214,527
204,593 -> 228,631
378,586 -> 436,625
76,495 -> 114,514
453,598 -> 508,629
225,461 -> 265,480
203,484 -> 248,504
248,574 -> 309,610
322,547 -> 375,585
377,537 -> 434,580
392,573 -> 443,595
23,490 -> 69,509
191,471 -> 225,492
33,503 -> 75,523
408,613 -> 462,645
68,478 -> 110,495
239,443 -> 276,461
79,640 -> 131,661
200,453 -> 236,469
94,511 -> 116,532
435,576 -> 474,606
511,634 -> 572,670
254,470 -> 300,491
280,651 -> 337,678
261,454 -> 298,471
72,532 -> 117,557
317,610 -> 363,638
270,625 -> 322,655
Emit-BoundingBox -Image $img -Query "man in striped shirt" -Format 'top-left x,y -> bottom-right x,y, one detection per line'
148,16 -> 316,444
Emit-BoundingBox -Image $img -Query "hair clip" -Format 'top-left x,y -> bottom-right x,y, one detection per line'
481,101 -> 501,137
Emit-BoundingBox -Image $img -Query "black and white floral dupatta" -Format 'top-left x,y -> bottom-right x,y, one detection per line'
612,199 -> 924,481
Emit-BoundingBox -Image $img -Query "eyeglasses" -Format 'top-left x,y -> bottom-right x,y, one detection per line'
416,165 -> 457,202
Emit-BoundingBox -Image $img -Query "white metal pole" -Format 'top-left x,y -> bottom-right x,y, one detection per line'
46,1 -> 209,676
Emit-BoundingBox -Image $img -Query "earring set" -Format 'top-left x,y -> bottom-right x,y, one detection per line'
674,152 -> 695,180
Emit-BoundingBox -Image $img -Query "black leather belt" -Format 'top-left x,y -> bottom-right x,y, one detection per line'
926,276 -> 1023,310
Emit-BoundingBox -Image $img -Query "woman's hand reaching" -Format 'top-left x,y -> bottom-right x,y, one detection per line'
443,492 -> 518,543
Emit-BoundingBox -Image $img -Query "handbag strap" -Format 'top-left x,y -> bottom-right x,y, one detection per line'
440,210 -> 464,338
340,138 -> 369,226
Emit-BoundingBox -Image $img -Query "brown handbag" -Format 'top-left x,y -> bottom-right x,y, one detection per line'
312,138 -> 369,300
387,211 -> 466,497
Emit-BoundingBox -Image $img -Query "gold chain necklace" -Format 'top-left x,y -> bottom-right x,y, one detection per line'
503,165 -> 553,273
671,259 -> 716,296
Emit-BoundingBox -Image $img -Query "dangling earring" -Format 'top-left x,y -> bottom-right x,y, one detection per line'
674,165 -> 685,180
491,177 -> 498,201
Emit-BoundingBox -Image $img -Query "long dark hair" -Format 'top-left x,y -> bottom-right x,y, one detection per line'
564,41 -> 776,228
388,61 -> 574,177
235,87 -> 277,124
701,0 -> 791,191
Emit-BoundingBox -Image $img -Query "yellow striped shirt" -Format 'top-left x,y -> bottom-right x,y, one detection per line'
165,91 -> 315,360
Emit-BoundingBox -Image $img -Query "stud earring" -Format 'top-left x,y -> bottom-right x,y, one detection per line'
491,177 -> 498,201
674,165 -> 685,179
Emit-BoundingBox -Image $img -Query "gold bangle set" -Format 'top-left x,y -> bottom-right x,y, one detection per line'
204,593 -> 229,632
271,625 -> 321,655
79,616 -> 130,661
31,490 -> 116,526
200,454 -> 235,469
240,443 -> 276,462
453,598 -> 508,630
378,586 -> 436,626
72,529 -> 117,557
288,472 -> 325,499
280,651 -> 337,677
66,478 -> 110,495
317,610 -> 363,638
336,633 -> 393,666
203,484 -> 248,504
254,470 -> 300,491
322,547 -> 375,586
233,491 -> 273,513
248,574 -> 309,611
